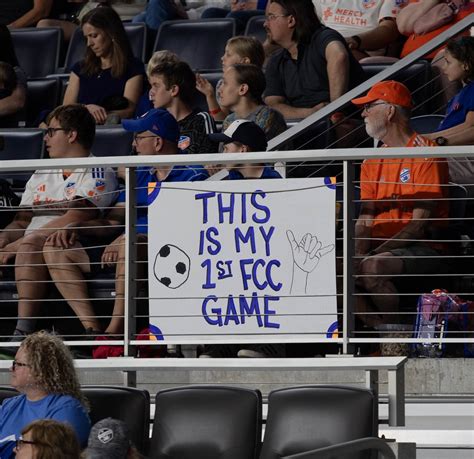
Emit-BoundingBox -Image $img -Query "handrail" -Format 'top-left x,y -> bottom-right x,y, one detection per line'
267,13 -> 474,151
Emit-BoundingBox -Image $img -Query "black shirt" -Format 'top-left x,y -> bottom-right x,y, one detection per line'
178,109 -> 218,155
0,0 -> 33,25
264,26 -> 366,108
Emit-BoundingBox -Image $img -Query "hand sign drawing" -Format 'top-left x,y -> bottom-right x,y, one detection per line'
287,230 -> 335,293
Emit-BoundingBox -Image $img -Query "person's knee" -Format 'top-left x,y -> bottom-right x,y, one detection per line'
359,254 -> 390,290
17,233 -> 47,258
36,18 -> 54,28
42,241 -> 65,266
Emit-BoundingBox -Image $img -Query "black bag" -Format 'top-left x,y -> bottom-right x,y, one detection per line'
0,178 -> 20,229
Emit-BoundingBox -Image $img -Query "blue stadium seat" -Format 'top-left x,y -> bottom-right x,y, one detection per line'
153,19 -> 236,72
64,22 -> 147,72
244,15 -> 266,42
25,78 -> 61,127
410,114 -> 445,134
150,385 -> 262,459
260,385 -> 380,459
91,126 -> 134,157
0,129 -> 44,184
10,28 -> 61,78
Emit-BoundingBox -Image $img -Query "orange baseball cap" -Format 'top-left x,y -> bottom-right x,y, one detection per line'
351,80 -> 413,108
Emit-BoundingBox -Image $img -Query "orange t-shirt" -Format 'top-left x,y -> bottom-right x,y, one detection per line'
360,133 -> 449,241
400,2 -> 474,59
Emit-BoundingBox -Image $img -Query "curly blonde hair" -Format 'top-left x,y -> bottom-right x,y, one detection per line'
22,419 -> 81,459
21,331 -> 88,408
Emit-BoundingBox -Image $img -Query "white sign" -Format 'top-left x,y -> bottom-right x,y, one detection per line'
148,178 -> 338,343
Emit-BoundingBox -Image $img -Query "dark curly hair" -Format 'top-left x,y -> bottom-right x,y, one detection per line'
446,36 -> 474,83
21,331 -> 88,409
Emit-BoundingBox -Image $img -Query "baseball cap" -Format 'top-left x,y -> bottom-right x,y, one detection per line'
83,418 -> 131,459
122,108 -> 180,144
351,81 -> 413,108
209,119 -> 268,151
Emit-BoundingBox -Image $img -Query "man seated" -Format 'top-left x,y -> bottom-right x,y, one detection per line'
44,109 -> 208,357
351,81 -> 449,328
200,120 -> 285,358
263,0 -> 366,120
314,0 -> 401,61
0,104 -> 118,350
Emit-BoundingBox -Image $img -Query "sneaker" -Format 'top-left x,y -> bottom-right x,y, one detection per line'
0,329 -> 28,359
199,344 -> 236,358
237,344 -> 286,358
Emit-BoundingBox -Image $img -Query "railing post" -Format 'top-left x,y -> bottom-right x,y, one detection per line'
124,166 -> 137,362
343,160 -> 356,354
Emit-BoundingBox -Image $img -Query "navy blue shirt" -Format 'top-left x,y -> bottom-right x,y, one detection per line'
72,57 -> 145,106
438,81 -> 474,131
227,166 -> 282,180
118,164 -> 209,234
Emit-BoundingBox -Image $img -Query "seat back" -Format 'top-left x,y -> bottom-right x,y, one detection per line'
0,128 -> 44,183
153,19 -> 236,72
362,61 -> 433,115
260,385 -> 377,459
150,385 -> 262,459
193,72 -> 222,111
409,114 -> 445,134
11,28 -> 61,78
244,15 -> 266,42
81,386 -> 150,453
0,387 -> 19,405
25,78 -> 61,127
64,23 -> 147,72
91,126 -> 134,157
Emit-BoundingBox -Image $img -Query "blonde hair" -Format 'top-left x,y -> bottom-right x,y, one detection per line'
21,331 -> 88,408
146,50 -> 180,78
21,419 -> 81,459
227,36 -> 265,68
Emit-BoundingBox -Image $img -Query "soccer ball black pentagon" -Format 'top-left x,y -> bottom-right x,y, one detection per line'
153,244 -> 190,289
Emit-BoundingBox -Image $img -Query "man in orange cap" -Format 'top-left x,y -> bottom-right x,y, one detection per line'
351,80 -> 450,329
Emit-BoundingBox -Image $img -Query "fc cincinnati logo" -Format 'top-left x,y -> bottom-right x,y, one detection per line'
178,135 -> 191,150
400,168 -> 410,183
97,428 -> 114,444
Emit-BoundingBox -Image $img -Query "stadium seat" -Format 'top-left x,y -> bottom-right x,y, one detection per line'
64,22 -> 147,72
260,385 -> 380,459
409,114 -> 445,134
244,16 -> 266,42
91,126 -> 134,157
10,28 -> 61,78
149,385 -> 262,459
25,78 -> 61,127
0,128 -> 44,184
82,385 -> 150,453
153,19 -> 236,72
0,387 -> 19,404
362,61 -> 434,115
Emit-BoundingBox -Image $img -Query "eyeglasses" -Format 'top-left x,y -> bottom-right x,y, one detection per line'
12,360 -> 30,371
16,439 -> 38,449
133,134 -> 158,142
363,102 -> 390,113
46,127 -> 67,137
264,13 -> 290,21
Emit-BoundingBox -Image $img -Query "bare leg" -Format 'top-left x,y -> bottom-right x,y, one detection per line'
37,19 -> 78,42
15,233 -> 50,332
105,234 -> 148,335
358,252 -> 404,324
43,240 -> 102,331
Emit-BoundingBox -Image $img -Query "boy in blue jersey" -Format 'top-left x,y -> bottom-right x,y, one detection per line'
202,120 -> 285,358
44,109 -> 208,356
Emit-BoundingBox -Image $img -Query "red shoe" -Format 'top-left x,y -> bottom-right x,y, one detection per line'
92,335 -> 124,359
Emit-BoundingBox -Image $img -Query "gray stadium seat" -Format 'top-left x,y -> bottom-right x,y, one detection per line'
91,126 -> 134,157
410,114 -> 445,134
244,15 -> 266,42
26,78 -> 61,127
150,385 -> 262,459
153,19 -> 236,72
11,28 -> 61,78
64,22 -> 147,72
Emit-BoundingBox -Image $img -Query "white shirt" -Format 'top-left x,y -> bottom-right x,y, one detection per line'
314,0 -> 401,37
20,165 -> 118,234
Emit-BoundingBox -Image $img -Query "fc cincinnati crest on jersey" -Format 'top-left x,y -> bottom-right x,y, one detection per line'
178,135 -> 191,150
400,168 -> 410,183
64,181 -> 76,198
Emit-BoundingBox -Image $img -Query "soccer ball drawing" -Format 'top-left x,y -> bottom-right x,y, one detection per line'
153,244 -> 191,289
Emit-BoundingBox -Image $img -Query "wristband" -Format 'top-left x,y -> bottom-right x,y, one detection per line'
209,108 -> 221,116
